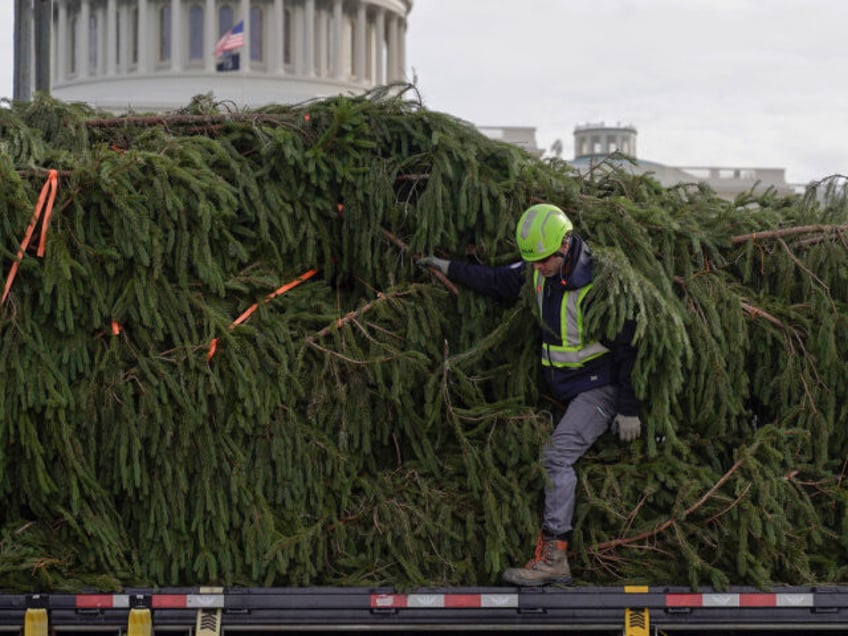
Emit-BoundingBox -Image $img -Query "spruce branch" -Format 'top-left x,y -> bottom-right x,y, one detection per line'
703,482 -> 751,525
739,301 -> 785,328
775,238 -> 835,311
730,224 -> 848,245
16,168 -> 74,178
307,288 -> 417,341
738,299 -> 822,415
381,228 -> 459,295
593,452 -> 750,553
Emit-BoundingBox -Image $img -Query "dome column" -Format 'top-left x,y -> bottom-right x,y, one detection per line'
374,6 -> 384,85
354,1 -> 366,82
137,0 -> 148,72
56,0 -> 68,83
332,0 -> 343,79
170,0 -> 182,71
105,0 -> 117,76
77,0 -> 90,78
304,0 -> 315,76
241,0 -> 250,73
399,13 -> 406,80
117,1 -> 129,73
205,0 -> 215,72
272,0 -> 285,74
94,1 -> 105,75
386,11 -> 398,81
316,4 -> 328,75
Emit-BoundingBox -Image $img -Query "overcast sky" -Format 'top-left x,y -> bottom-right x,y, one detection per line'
1,1 -> 845,185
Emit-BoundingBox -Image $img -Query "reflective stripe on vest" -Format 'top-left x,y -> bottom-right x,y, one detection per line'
534,270 -> 610,367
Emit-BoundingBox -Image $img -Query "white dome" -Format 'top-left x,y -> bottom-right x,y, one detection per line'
50,0 -> 412,112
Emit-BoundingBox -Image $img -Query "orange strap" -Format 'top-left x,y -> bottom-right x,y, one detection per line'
2,170 -> 59,305
207,268 -> 320,361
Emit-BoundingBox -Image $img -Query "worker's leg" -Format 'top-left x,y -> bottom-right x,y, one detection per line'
542,385 -> 616,537
502,385 -> 617,586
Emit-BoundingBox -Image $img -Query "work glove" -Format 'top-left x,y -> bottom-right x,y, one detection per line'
416,256 -> 451,275
613,414 -> 641,442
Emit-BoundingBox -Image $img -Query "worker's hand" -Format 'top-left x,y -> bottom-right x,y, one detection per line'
416,256 -> 451,275
613,414 -> 641,442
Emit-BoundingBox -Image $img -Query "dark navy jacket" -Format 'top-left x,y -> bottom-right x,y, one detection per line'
446,235 -> 640,416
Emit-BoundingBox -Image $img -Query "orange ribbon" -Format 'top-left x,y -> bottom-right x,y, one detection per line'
207,268 -> 320,361
2,170 -> 59,305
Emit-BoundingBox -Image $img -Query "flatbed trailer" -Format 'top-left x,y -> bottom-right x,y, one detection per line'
4,586 -> 848,635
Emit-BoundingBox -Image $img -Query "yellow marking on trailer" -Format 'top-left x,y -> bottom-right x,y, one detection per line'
196,586 -> 223,636
624,607 -> 650,636
127,608 -> 152,636
24,608 -> 48,636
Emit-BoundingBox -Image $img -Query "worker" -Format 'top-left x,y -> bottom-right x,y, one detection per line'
417,203 -> 642,586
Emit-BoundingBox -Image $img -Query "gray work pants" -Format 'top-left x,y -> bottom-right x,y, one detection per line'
542,385 -> 617,536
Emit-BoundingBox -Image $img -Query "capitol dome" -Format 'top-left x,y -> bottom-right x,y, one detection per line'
48,0 -> 412,112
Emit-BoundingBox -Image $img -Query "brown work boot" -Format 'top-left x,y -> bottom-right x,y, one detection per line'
502,534 -> 573,586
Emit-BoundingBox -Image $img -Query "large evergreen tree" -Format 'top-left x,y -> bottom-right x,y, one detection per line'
0,88 -> 846,591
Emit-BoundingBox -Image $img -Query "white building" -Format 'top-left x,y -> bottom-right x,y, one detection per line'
478,123 -> 795,200
42,0 -> 412,112
569,123 -> 796,200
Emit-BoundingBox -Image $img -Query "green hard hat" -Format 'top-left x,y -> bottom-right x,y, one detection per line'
515,204 -> 573,261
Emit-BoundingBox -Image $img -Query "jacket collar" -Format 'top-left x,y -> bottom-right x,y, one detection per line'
559,235 -> 593,289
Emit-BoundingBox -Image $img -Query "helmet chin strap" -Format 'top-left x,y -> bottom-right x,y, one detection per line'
556,242 -> 570,285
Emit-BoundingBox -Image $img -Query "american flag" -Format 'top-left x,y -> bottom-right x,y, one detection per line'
214,21 -> 245,57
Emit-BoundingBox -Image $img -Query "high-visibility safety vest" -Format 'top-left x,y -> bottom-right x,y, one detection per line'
533,270 -> 610,368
